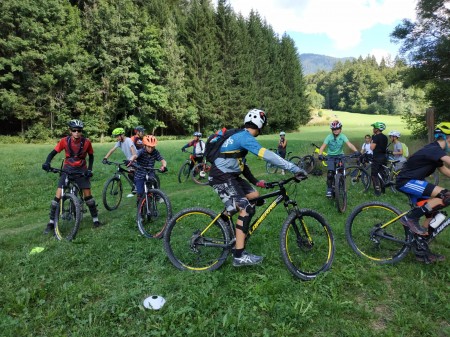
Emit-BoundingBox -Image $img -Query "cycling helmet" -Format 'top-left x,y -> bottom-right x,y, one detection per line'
244,109 -> 267,130
68,119 -> 84,129
112,127 -> 125,137
142,135 -> 157,147
330,120 -> 342,129
193,131 -> 202,137
279,131 -> 286,136
134,125 -> 145,133
434,122 -> 450,139
371,122 -> 386,131
388,131 -> 401,138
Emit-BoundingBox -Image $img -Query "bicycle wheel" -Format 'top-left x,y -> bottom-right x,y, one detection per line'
299,155 -> 315,174
345,165 -> 370,192
345,201 -> 412,264
280,209 -> 335,281
335,173 -> 347,213
266,161 -> 278,174
178,162 -> 191,183
137,189 -> 172,238
191,162 -> 211,185
102,177 -> 123,211
388,170 -> 399,193
163,207 -> 231,271
54,193 -> 81,241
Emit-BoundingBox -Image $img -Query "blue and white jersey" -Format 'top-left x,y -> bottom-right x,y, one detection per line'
213,129 -> 301,175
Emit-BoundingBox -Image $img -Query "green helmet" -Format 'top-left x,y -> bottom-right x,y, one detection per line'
371,122 -> 386,131
112,127 -> 125,137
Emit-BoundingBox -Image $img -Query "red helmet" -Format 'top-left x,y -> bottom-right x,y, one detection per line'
142,135 -> 157,147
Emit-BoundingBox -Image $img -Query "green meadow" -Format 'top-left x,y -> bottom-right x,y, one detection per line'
1,112 -> 448,336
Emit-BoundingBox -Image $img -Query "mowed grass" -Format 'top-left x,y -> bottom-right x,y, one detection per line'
1,113 -> 449,337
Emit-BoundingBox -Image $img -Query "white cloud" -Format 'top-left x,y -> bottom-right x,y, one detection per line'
213,0 -> 417,50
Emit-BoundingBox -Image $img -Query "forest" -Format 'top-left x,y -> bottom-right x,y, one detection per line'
0,0 -> 448,140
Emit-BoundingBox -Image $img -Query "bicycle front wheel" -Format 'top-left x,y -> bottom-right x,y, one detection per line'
191,162 -> 211,185
178,162 -> 191,183
137,189 -> 172,238
280,209 -> 335,281
102,177 -> 123,211
335,173 -> 347,213
54,193 -> 81,241
300,155 -> 315,174
345,165 -> 370,192
345,202 -> 412,264
266,161 -> 278,174
163,207 -> 231,271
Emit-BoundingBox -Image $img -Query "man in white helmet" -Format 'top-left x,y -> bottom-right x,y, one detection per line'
208,109 -> 306,267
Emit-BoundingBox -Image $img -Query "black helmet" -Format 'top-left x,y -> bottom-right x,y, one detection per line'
68,119 -> 84,129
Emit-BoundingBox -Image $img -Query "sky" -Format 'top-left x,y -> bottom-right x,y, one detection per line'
212,0 -> 418,63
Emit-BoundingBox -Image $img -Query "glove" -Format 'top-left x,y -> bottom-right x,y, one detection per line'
256,180 -> 266,188
159,166 -> 168,173
102,158 -> 108,164
318,154 -> 324,161
295,169 -> 308,180
42,162 -> 51,171
85,170 -> 93,178
181,148 -> 186,152
354,151 -> 361,157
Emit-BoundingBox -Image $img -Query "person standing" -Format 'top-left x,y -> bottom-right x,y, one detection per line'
42,119 -> 101,234
370,122 -> 388,196
278,131 -> 287,175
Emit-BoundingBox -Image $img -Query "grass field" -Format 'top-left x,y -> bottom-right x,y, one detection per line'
1,113 -> 449,336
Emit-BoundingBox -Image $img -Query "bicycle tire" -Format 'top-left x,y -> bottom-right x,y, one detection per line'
54,193 -> 81,241
300,155 -> 315,174
279,209 -> 335,281
335,173 -> 347,213
178,162 -> 191,183
137,189 -> 172,239
191,162 -> 211,185
345,165 -> 370,192
266,161 -> 278,174
102,177 -> 123,211
388,169 -> 399,193
345,201 -> 412,264
163,207 -> 231,271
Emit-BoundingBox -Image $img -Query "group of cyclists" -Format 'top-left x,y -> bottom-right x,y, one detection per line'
41,111 -> 450,265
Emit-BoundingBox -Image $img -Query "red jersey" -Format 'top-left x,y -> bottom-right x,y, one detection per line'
54,136 -> 93,169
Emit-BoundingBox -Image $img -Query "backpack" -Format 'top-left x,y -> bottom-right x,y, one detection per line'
401,142 -> 409,158
204,128 -> 245,163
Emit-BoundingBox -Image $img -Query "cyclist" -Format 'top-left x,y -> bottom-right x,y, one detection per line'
41,119 -> 101,234
208,109 -> 305,267
396,122 -> 450,262
370,122 -> 388,196
129,135 -> 167,199
181,131 -> 205,172
131,125 -> 146,150
102,127 -> 138,193
318,120 -> 359,197
388,130 -> 407,170
278,131 -> 287,175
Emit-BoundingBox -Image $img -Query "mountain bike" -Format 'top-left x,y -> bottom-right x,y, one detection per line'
136,167 -> 172,238
265,149 -> 293,174
345,154 -> 371,193
323,154 -> 358,213
191,157 -> 211,185
163,174 -> 335,281
345,200 -> 449,264
102,160 -> 140,211
47,167 -> 86,241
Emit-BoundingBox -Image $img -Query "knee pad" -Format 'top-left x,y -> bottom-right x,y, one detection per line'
437,189 -> 450,206
235,199 -> 255,234
84,196 -> 98,217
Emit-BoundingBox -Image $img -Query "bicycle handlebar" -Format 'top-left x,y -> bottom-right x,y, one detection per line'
264,172 -> 307,189
47,167 -> 87,178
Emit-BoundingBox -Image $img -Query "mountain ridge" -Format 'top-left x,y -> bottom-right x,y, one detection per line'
300,53 -> 354,75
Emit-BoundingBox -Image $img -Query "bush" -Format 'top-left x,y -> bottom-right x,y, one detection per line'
24,123 -> 50,143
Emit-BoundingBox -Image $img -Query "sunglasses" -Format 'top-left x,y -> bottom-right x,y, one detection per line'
71,129 -> 83,133
331,128 -> 341,131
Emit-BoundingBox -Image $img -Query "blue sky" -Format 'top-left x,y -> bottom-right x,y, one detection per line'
212,0 -> 418,62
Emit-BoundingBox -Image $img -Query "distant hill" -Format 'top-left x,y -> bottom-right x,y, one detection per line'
300,53 -> 354,75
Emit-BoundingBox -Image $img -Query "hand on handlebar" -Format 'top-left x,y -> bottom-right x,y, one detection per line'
159,166 -> 168,173
102,158 -> 108,164
256,180 -> 266,188
85,170 -> 93,178
295,169 -> 308,181
42,162 -> 51,172
318,154 -> 325,161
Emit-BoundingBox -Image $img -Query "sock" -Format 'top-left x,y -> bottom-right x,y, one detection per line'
234,248 -> 244,258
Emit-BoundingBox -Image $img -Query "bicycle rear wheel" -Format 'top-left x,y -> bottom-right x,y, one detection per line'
163,207 -> 231,271
102,177 -> 123,211
137,189 -> 172,238
191,162 -> 211,185
299,155 -> 315,174
266,161 -> 278,174
345,165 -> 370,192
280,209 -> 335,281
335,173 -> 347,213
345,201 -> 412,264
54,193 -> 81,241
178,162 -> 191,183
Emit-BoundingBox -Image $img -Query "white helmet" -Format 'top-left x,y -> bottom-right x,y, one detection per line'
388,131 -> 401,138
244,109 -> 267,130
279,131 -> 286,136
